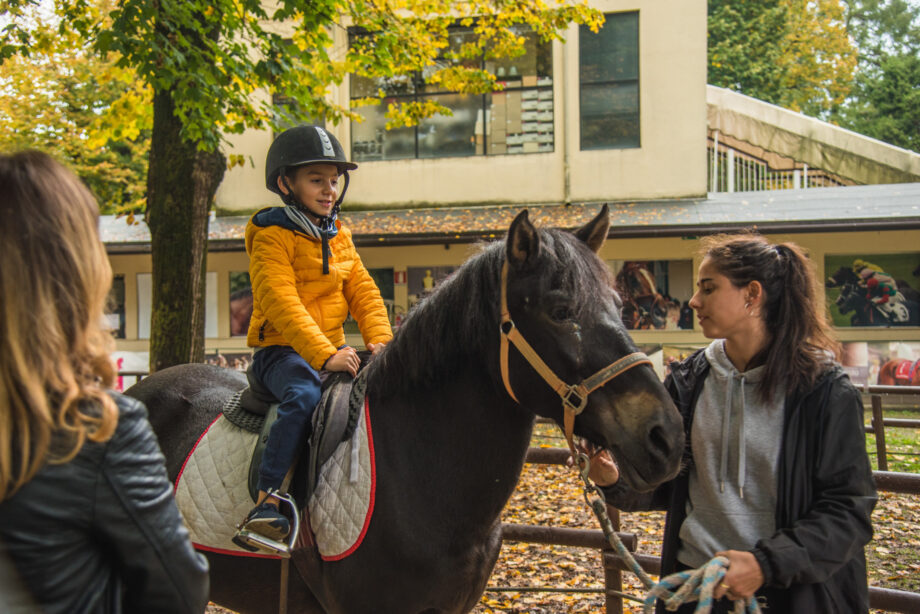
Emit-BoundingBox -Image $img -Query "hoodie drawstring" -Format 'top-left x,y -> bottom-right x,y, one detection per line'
738,377 -> 746,499
719,373 -> 747,499
719,380 -> 731,494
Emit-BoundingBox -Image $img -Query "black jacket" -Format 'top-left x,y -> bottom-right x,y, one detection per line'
0,393 -> 209,614
603,349 -> 877,613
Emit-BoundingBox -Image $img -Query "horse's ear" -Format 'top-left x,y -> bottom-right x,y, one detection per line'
575,204 -> 610,253
507,209 -> 540,269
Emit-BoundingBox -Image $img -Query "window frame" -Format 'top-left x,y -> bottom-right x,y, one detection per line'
578,10 -> 641,151
348,23 -> 555,161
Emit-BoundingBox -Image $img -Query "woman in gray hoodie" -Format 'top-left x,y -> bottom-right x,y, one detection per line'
596,233 -> 877,613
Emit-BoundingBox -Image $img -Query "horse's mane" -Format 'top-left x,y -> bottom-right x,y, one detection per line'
366,227 -> 617,400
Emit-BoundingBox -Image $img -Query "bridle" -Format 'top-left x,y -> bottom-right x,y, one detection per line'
498,261 -> 652,454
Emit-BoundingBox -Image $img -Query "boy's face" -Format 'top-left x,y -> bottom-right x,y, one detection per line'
280,163 -> 340,220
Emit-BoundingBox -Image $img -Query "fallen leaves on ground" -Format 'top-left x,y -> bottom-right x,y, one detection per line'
473,461 -> 664,614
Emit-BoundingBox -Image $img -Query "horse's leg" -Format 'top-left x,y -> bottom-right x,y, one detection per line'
455,522 -> 503,614
206,552 -> 325,614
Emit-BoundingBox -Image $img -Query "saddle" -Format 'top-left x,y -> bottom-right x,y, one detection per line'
894,359 -> 920,383
222,352 -> 371,505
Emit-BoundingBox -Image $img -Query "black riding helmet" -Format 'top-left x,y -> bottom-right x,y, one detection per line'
265,126 -> 357,275
265,125 -> 358,208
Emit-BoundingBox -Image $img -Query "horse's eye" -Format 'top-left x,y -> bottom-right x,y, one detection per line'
550,306 -> 573,322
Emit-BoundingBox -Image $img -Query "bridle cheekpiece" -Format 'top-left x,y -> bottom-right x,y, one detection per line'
498,261 -> 652,454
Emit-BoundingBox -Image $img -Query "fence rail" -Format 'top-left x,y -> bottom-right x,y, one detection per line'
864,385 -> 920,472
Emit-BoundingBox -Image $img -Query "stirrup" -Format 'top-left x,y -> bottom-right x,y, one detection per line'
232,491 -> 301,558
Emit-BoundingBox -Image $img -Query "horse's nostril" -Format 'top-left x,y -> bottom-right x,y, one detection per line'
648,424 -> 671,457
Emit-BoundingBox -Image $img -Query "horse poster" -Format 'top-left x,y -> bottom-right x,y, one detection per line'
839,341 -> 920,387
608,259 -> 694,330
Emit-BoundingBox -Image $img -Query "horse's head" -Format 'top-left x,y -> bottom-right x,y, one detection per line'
826,266 -> 858,288
615,264 -> 668,330
501,207 -> 684,491
834,279 -> 865,315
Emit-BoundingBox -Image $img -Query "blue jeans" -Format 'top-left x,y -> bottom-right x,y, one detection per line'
250,346 -> 323,492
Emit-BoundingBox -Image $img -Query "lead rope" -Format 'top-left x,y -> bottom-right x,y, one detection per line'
567,446 -> 761,613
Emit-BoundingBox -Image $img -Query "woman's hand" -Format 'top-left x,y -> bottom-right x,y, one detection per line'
571,441 -> 620,487
713,550 -> 764,601
366,342 -> 386,355
325,346 -> 360,377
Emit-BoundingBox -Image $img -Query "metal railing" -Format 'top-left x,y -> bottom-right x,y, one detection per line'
707,136 -> 847,193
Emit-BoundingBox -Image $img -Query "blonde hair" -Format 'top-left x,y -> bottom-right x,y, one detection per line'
0,151 -> 118,500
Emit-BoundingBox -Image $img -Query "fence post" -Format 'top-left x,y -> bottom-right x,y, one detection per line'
871,394 -> 888,471
604,505 -> 624,614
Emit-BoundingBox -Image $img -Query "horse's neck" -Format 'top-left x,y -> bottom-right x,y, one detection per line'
370,367 -> 534,532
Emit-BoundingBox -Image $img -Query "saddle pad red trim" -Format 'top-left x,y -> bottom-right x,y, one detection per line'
320,396 -> 377,562
175,413 -> 222,492
175,412 -> 282,560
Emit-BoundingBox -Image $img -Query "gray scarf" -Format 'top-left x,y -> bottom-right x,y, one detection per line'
283,205 -> 339,274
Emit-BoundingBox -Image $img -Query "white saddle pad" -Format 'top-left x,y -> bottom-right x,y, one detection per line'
174,414 -> 270,557
309,397 -> 376,561
173,398 -> 376,561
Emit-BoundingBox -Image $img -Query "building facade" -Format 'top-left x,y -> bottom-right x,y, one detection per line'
103,0 -> 920,387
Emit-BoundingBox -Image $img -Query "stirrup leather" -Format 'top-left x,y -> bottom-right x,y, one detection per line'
232,491 -> 301,558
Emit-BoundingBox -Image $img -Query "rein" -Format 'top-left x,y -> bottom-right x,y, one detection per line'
498,261 -> 651,455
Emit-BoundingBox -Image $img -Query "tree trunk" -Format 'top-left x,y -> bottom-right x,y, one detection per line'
146,88 -> 225,372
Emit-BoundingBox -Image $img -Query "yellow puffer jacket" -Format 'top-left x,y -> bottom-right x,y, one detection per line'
245,208 -> 393,370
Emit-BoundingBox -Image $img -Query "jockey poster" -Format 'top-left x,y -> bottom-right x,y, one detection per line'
824,253 -> 920,328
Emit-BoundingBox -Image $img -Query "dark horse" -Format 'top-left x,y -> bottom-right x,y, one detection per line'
615,262 -> 670,329
126,208 -> 685,614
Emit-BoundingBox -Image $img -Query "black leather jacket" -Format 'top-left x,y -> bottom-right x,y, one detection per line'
603,349 -> 877,613
0,392 -> 209,614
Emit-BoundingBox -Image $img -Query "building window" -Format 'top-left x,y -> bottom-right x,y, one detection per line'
344,268 -> 397,334
350,25 -> 553,161
136,272 -> 218,339
229,272 -> 253,337
579,11 -> 639,150
106,275 -> 126,339
272,93 -> 324,137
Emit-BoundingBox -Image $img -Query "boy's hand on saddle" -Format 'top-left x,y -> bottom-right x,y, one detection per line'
325,346 -> 360,377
